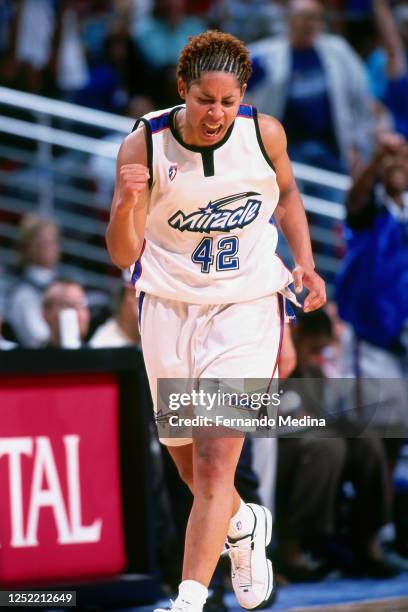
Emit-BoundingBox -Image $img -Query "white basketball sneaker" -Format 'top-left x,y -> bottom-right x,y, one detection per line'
226,503 -> 274,610
154,598 -> 203,612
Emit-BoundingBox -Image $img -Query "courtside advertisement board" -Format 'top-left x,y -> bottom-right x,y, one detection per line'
0,374 -> 125,584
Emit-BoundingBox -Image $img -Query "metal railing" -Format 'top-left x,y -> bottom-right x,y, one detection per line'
0,86 -> 351,297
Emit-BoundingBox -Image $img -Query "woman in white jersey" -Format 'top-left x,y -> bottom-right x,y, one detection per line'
106,31 -> 326,612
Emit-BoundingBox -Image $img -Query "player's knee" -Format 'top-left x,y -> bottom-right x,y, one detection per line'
195,453 -> 233,490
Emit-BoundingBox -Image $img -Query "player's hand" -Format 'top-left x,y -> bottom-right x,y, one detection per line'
118,164 -> 149,211
292,265 -> 326,312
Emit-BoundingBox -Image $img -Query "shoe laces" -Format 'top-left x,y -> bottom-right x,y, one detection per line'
228,537 -> 253,587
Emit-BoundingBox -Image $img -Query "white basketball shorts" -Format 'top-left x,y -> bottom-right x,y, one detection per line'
139,292 -> 285,446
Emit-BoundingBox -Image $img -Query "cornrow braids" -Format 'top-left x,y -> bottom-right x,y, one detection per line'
177,30 -> 252,89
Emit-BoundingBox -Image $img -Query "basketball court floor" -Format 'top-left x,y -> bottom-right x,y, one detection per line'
129,572 -> 408,612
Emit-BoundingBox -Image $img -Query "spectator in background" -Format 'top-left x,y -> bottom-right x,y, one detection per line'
336,132 -> 408,387
133,0 -> 206,71
53,0 -> 89,101
42,278 -> 90,347
132,0 -> 207,106
336,131 -> 408,527
79,0 -> 114,66
76,26 -> 154,113
274,310 -> 347,581
210,0 -> 286,43
124,0 -> 154,31
275,309 -> 397,580
88,282 -> 141,348
365,2 -> 408,101
3,0 -> 55,93
370,0 -> 408,140
247,0 -> 374,177
5,215 -> 60,347
6,0 -> 89,98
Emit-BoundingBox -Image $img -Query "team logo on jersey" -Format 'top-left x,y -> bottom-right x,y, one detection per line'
168,164 -> 178,181
168,191 -> 262,233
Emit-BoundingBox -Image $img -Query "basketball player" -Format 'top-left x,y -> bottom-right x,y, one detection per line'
106,31 -> 326,612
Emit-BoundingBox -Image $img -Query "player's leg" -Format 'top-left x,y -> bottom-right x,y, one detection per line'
182,436 -> 244,585
166,443 -> 242,510
158,438 -> 249,611
194,294 -> 283,610
158,437 -> 245,611
167,441 -> 255,548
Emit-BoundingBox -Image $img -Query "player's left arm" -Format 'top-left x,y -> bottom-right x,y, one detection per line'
258,113 -> 326,312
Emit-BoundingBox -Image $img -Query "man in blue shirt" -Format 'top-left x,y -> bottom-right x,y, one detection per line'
337,132 -> 408,358
336,134 -> 408,556
247,0 -> 373,176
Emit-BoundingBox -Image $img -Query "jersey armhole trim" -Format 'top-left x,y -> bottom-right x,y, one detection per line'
252,107 -> 276,173
132,117 -> 153,189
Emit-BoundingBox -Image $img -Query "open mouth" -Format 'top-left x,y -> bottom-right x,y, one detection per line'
203,123 -> 222,138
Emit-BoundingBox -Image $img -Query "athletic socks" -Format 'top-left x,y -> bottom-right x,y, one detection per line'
175,579 -> 208,609
228,499 -> 255,539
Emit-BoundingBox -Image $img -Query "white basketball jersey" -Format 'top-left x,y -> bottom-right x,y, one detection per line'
130,104 -> 292,304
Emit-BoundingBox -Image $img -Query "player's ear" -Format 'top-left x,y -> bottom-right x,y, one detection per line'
240,83 -> 247,101
177,78 -> 187,100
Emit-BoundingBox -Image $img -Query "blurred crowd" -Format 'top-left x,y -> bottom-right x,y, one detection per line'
0,0 -> 407,149
0,0 -> 408,606
0,213 -> 141,349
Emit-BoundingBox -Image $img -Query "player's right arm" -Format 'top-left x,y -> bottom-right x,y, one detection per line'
106,125 -> 150,269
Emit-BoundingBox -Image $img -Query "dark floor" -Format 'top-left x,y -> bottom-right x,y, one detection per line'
115,571 -> 408,611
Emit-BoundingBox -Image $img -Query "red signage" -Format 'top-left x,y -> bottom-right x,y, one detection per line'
0,374 -> 126,584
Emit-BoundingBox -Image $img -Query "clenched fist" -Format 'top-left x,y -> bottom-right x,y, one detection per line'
118,164 -> 150,211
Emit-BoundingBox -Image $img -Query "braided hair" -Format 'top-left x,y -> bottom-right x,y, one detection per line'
177,30 -> 252,89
